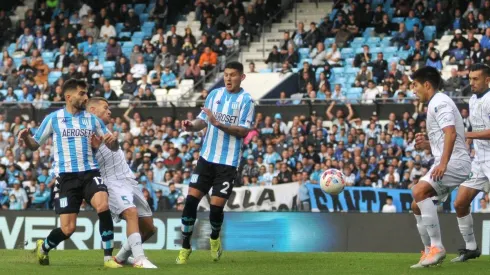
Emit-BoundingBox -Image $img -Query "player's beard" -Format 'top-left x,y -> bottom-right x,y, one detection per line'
75,100 -> 86,111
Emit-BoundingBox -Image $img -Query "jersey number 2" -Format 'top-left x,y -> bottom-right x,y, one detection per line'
221,182 -> 230,194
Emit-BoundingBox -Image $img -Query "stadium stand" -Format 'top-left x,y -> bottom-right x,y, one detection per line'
0,0 -> 488,213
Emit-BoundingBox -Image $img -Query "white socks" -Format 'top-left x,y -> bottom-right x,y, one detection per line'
116,233 -> 145,263
414,214 -> 430,253
457,214 -> 477,250
417,198 -> 443,248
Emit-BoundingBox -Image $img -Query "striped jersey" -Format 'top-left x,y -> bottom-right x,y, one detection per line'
198,87 -> 255,167
469,90 -> 490,162
426,92 -> 470,164
34,108 -> 109,174
95,144 -> 136,181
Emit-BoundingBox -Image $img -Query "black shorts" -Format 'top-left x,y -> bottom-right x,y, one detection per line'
54,169 -> 108,214
190,157 -> 237,199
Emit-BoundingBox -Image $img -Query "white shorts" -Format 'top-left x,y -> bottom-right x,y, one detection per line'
420,160 -> 471,203
107,178 -> 153,223
460,161 -> 490,193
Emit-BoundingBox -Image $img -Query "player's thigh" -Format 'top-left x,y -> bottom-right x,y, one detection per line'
211,163 -> 237,202
106,179 -> 136,223
418,162 -> 469,203
82,170 -> 109,208
138,216 -> 157,240
55,173 -> 84,215
458,163 -> 489,206
131,184 -> 153,219
189,157 -> 214,197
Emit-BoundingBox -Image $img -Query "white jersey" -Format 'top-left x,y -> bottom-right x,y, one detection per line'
426,93 -> 470,164
469,91 -> 490,162
95,144 -> 135,181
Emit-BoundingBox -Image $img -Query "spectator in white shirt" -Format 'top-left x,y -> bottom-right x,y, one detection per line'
33,28 -> 47,51
309,42 -> 327,67
9,181 -> 28,210
383,165 -> 400,183
381,196 -> 397,213
343,166 -> 355,186
151,27 -> 165,46
478,198 -> 490,213
362,80 -> 379,104
16,28 -> 34,54
325,43 -> 342,66
100,19 -> 116,42
130,55 -> 148,80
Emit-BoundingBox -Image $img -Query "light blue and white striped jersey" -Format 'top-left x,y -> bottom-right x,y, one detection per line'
198,87 -> 255,167
34,108 -> 109,174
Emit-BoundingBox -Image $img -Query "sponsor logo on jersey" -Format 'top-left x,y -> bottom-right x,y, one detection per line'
62,128 -> 94,137
214,112 -> 238,124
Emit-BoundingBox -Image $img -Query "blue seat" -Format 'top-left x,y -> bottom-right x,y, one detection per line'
139,13 -> 149,23
298,48 -> 310,58
352,37 -> 365,44
122,41 -> 134,48
392,17 -> 405,24
0,90 -> 6,96
388,57 -> 400,65
14,89 -> 23,99
47,62 -> 54,69
298,58 -> 312,68
334,77 -> 347,84
384,46 -> 398,54
332,67 -> 344,75
103,67 -> 114,79
42,52 -> 54,62
118,32 -> 131,38
345,58 -> 354,66
346,92 -> 361,103
363,27 -> 375,38
116,23 -> 124,33
143,21 -> 156,29
367,37 -> 380,45
103,61 -> 115,68
132,32 -> 144,39
329,9 -> 338,21
324,38 -> 335,47
131,37 -> 143,45
341,48 -> 354,59
424,25 -> 436,41
259,68 -> 272,73
397,51 -> 409,59
291,68 -> 299,73
345,67 -> 359,75
134,4 -> 146,14
142,27 -> 153,37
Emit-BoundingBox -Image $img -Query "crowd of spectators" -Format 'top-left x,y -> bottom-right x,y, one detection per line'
0,0 -> 279,105
0,97 -> 485,212
262,0 -> 490,104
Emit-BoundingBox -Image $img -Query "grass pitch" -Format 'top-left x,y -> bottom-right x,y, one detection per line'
0,249 -> 488,275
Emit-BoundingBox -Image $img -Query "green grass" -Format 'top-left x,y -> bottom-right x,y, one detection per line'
0,250 -> 489,275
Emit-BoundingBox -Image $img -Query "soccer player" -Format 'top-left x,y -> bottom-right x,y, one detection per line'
451,64 -> 490,262
176,61 -> 255,264
86,97 -> 157,268
17,79 -> 122,268
409,67 -> 471,268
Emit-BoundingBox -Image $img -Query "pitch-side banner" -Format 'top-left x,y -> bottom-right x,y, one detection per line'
307,184 -> 486,213
179,182 -> 300,212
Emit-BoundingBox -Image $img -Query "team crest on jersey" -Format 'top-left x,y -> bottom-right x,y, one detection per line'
80,118 -> 88,126
231,102 -> 239,110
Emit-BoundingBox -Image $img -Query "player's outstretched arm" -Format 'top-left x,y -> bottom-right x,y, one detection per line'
17,128 -> 40,151
466,130 -> 490,140
201,107 -> 250,138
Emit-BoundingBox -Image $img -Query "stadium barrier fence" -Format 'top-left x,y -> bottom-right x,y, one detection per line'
2,211 -> 490,254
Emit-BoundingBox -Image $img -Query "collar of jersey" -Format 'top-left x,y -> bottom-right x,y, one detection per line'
224,87 -> 244,95
476,88 -> 490,99
63,108 -> 85,117
426,92 -> 437,105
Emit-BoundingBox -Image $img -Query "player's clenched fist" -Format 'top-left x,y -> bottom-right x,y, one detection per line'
183,120 -> 193,131
17,128 -> 30,141
103,133 -> 117,145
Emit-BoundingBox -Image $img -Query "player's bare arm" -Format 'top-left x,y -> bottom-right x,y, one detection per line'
201,107 -> 250,138
414,133 -> 431,151
17,128 -> 40,151
465,129 -> 490,140
183,119 -> 207,132
431,125 -> 457,181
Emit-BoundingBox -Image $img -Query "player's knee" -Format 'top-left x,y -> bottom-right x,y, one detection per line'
146,226 -> 157,239
411,183 -> 430,201
94,200 -> 109,213
453,199 -> 469,211
61,223 -> 76,237
123,207 -> 138,220
411,201 -> 418,212
92,193 -> 109,212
